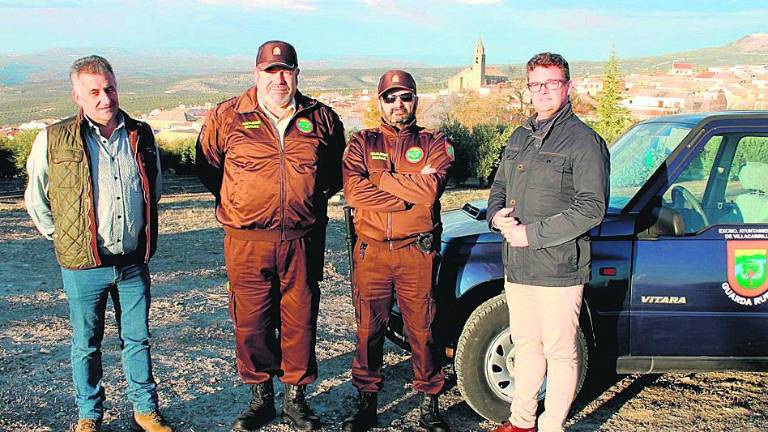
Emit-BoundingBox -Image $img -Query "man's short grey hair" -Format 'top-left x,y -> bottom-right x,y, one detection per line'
69,55 -> 114,83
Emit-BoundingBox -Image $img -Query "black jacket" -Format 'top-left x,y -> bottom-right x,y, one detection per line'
487,103 -> 610,286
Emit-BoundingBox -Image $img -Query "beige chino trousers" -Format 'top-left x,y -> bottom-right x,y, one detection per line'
504,281 -> 584,432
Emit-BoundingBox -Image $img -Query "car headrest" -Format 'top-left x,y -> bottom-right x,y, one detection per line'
739,162 -> 768,193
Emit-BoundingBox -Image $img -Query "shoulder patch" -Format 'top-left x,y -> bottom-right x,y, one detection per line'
445,141 -> 455,160
214,96 -> 238,114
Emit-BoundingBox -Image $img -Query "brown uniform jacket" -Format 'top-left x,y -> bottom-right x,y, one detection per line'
342,120 -> 454,245
196,87 -> 345,242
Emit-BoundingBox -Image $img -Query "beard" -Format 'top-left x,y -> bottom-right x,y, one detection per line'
383,110 -> 414,127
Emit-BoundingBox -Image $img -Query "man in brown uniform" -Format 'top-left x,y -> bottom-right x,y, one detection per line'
341,70 -> 454,432
195,41 -> 345,432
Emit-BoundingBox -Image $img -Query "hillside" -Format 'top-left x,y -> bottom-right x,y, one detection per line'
3,34 -> 768,127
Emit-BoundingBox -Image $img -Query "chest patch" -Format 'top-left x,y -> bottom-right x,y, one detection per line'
242,120 -> 261,129
296,117 -> 313,133
370,151 -> 388,161
406,146 -> 424,163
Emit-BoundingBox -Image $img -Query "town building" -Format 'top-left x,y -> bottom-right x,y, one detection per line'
447,39 -> 508,93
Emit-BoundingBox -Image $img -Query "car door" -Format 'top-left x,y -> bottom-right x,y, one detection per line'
630,131 -> 768,357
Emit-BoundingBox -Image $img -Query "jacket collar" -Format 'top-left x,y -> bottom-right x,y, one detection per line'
75,109 -> 139,135
379,117 -> 420,138
523,102 -> 574,140
235,86 -> 315,115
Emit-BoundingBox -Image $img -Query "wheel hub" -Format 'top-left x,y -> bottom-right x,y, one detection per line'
483,329 -> 546,402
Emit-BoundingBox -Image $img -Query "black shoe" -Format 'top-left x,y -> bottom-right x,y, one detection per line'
341,391 -> 378,432
418,393 -> 449,432
232,381 -> 276,432
281,384 -> 321,431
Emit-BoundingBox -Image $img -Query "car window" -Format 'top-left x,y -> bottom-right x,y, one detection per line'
725,136 -> 768,224
662,134 -> 768,233
661,135 -> 723,233
609,122 -> 692,211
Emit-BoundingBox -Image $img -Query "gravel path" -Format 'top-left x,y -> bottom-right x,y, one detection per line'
1,189 -> 766,432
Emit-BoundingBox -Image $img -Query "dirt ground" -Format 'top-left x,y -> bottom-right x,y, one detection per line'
1,187 -> 767,432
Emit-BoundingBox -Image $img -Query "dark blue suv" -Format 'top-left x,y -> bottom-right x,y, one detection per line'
386,111 -> 768,421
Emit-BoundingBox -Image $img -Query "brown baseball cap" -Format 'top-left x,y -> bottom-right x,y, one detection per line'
256,40 -> 298,70
377,69 -> 417,97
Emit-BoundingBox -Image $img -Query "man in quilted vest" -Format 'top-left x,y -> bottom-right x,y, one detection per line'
24,55 -> 171,432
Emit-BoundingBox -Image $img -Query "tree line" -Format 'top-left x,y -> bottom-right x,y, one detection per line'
2,52 -> 632,184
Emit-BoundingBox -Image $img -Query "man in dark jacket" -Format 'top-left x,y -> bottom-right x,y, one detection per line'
196,41 -> 345,432
487,53 -> 610,432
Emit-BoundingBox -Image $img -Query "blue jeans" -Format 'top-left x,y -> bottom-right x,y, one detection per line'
61,263 -> 158,420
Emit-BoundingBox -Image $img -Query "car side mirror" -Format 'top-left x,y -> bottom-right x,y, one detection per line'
637,205 -> 685,238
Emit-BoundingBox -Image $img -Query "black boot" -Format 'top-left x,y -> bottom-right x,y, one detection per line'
341,391 -> 378,432
418,393 -> 449,432
281,384 -> 321,431
232,381 -> 276,432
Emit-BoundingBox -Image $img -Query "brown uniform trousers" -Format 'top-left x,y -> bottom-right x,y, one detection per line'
224,233 -> 319,386
351,239 -> 444,394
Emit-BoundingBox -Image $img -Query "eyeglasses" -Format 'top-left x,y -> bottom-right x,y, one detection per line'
527,79 -> 567,93
381,92 -> 415,103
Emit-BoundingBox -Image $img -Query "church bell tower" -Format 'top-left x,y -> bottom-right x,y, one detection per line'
471,38 -> 486,88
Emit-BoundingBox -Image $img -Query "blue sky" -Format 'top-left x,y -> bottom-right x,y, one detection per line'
2,0 -> 767,64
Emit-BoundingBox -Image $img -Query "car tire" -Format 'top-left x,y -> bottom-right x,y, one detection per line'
454,293 -> 589,422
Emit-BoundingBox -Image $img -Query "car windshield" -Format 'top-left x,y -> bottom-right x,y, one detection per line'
609,121 -> 692,211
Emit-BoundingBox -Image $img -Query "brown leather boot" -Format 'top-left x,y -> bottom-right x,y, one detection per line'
71,419 -> 101,432
132,410 -> 173,432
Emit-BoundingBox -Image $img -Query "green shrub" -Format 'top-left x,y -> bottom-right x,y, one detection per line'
438,120 -> 474,186
472,123 -> 514,186
0,144 -> 15,178
157,137 -> 197,175
0,129 -> 40,178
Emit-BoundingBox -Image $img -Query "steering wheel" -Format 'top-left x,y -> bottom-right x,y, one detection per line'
671,185 -> 710,227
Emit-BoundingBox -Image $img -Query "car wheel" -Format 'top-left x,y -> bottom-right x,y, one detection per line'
454,293 -> 589,422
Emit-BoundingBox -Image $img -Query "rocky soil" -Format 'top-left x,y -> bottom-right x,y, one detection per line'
1,187 -> 766,432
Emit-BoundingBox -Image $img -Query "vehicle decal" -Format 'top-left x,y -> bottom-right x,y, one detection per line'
641,296 -> 687,304
722,240 -> 768,306
718,227 -> 768,240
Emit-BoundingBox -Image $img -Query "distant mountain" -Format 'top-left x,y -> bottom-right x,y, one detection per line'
0,48 -> 435,86
3,34 -> 768,126
4,34 -> 768,86
731,33 -> 768,52
0,48 -> 254,85
572,33 -> 768,76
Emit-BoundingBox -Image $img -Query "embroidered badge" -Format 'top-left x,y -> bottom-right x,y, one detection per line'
392,74 -> 400,83
370,151 -> 388,161
242,120 -> 261,129
273,47 -> 282,55
446,142 -> 455,160
296,117 -> 313,133
406,146 -> 424,163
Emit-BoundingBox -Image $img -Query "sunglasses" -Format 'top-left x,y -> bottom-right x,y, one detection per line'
382,92 -> 415,103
